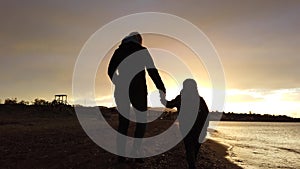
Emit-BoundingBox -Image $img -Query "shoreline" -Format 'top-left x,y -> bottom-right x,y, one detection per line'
199,139 -> 243,169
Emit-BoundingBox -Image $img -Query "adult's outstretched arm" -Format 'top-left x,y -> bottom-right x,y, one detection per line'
144,49 -> 166,93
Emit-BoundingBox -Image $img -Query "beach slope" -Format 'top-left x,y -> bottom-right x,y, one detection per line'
0,106 -> 241,169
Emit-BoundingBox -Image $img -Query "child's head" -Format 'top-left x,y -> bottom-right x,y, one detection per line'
182,79 -> 198,93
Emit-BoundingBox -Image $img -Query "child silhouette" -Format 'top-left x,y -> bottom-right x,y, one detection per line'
161,79 -> 209,169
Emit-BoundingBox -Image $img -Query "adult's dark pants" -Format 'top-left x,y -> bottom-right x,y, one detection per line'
115,87 -> 147,157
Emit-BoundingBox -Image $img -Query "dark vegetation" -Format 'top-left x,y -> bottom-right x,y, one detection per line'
220,112 -> 300,122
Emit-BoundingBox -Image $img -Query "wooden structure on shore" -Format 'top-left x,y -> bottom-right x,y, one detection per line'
54,94 -> 68,104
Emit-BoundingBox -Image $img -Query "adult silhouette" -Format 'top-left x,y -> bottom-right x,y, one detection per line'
162,79 -> 209,169
108,32 -> 166,162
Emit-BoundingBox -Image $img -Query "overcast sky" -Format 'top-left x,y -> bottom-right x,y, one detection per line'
1,0 -> 300,117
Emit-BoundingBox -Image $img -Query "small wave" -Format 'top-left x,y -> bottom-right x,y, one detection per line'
252,151 -> 262,154
274,146 -> 300,154
207,128 -> 218,133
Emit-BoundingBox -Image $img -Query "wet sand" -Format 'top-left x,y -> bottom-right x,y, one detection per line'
0,107 -> 242,169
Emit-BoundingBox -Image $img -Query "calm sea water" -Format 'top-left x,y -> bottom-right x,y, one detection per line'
208,121 -> 300,169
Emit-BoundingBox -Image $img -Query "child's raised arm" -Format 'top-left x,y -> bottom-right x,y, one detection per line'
166,95 -> 181,109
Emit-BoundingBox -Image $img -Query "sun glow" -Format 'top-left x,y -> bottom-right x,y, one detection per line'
224,89 -> 300,118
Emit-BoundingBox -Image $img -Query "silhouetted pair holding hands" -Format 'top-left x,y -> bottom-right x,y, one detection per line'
108,32 -> 209,169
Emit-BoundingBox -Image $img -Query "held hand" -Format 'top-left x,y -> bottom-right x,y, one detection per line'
159,90 -> 167,106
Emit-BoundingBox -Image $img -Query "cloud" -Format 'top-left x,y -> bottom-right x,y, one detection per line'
281,88 -> 300,102
227,94 -> 264,103
226,89 -> 265,103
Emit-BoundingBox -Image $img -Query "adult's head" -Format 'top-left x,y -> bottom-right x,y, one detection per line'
122,32 -> 142,45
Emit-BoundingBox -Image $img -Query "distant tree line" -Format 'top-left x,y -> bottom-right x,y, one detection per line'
153,110 -> 300,122
221,112 -> 300,122
2,98 -> 65,106
0,98 -> 74,115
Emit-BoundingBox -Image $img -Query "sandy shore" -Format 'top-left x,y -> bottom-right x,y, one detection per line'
0,107 -> 242,169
